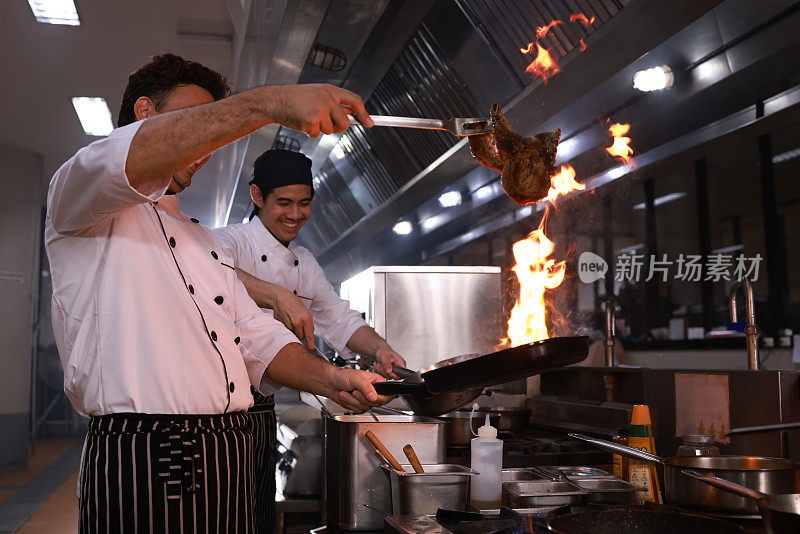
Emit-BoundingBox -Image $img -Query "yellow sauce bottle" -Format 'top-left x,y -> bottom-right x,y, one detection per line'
626,405 -> 662,503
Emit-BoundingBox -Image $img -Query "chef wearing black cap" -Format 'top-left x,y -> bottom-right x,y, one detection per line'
213,149 -> 406,533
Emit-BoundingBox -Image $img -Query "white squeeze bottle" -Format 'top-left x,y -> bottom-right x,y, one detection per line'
470,413 -> 503,509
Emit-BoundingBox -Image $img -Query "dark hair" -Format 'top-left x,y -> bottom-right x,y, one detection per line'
248,185 -> 315,220
118,54 -> 231,127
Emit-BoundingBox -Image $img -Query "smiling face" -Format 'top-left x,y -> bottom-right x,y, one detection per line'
253,184 -> 313,244
133,83 -> 215,193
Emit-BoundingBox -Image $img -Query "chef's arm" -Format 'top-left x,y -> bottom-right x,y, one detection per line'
235,268 -> 316,349
346,325 -> 407,379
266,342 -> 392,412
125,84 -> 372,191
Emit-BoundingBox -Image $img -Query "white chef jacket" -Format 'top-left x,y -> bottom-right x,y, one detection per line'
45,121 -> 299,416
213,218 -> 367,354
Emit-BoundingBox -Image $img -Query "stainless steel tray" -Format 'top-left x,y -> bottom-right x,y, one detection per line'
505,480 -> 588,507
545,466 -> 610,477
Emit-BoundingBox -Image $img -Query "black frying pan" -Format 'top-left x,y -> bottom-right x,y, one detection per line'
374,336 -> 588,397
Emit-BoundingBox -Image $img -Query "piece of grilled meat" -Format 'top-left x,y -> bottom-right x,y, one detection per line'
469,104 -> 561,205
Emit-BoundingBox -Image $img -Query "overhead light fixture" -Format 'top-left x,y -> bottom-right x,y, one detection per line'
556,137 -> 580,160
28,0 -> 80,25
633,65 -> 673,92
71,97 -> 114,136
438,191 -> 462,208
773,147 -> 800,164
392,221 -> 413,235
633,191 -> 687,210
712,244 -> 744,254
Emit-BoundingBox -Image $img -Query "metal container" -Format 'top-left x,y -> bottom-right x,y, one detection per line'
384,464 -> 476,515
323,415 -> 445,531
567,477 -> 642,505
502,468 -> 542,483
501,469 -> 543,506
505,480 -> 588,507
479,407 -> 532,432
571,433 -> 800,515
442,410 -> 501,446
545,466 -> 610,477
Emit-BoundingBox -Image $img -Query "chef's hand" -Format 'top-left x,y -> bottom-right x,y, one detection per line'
374,346 -> 407,379
273,288 -> 316,350
331,369 -> 394,413
265,84 -> 373,138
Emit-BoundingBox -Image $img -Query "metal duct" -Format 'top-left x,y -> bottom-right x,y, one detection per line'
454,0 -> 630,86
312,22 -> 481,240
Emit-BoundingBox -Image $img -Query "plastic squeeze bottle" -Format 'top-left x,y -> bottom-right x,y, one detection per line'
470,414 -> 503,509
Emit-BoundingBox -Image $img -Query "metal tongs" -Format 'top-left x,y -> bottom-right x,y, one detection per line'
348,114 -> 492,137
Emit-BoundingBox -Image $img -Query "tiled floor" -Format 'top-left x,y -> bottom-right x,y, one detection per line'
0,439 -> 81,533
15,473 -> 78,534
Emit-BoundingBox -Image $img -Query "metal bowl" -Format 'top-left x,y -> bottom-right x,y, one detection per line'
441,410 -> 501,446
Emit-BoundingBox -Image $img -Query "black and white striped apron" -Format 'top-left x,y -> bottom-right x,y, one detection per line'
248,392 -> 276,534
79,412 -> 253,534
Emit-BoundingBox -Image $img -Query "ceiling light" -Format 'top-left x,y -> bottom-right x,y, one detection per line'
556,137 -> 580,159
712,244 -> 744,254
616,243 -> 644,255
71,97 -> 114,136
633,191 -> 687,210
28,0 -> 80,25
438,191 -> 462,208
773,147 -> 800,164
633,65 -> 673,92
392,221 -> 413,235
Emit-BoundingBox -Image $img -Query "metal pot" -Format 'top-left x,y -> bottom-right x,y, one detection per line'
682,469 -> 800,534
441,410 -> 501,446
478,407 -> 531,432
570,433 -> 800,515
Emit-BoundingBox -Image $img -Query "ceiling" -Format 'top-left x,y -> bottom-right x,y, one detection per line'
0,0 -> 234,191
4,0 -> 800,287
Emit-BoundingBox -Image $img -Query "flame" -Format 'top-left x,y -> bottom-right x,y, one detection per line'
569,13 -> 596,26
504,211 -> 566,346
606,123 -> 634,164
535,19 -> 563,40
522,43 -> 561,83
501,166 -> 585,348
544,164 -> 585,205
579,38 -> 587,51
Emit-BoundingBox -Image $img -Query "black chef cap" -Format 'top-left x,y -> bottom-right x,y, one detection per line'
249,149 -> 313,190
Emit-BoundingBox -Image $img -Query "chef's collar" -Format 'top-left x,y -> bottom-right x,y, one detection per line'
248,215 -> 299,252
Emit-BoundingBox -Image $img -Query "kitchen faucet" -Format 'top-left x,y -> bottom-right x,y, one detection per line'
729,280 -> 760,370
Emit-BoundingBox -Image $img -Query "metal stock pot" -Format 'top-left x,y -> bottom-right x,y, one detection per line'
571,433 -> 800,515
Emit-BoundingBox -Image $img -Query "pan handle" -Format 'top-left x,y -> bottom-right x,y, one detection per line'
569,433 -> 665,465
374,381 -> 433,396
391,364 -> 417,379
680,469 -> 764,501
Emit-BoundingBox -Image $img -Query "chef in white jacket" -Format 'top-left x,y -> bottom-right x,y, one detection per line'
213,149 -> 406,531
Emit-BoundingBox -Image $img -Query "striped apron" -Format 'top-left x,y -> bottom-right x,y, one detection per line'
79,412 -> 253,534
248,392 -> 276,534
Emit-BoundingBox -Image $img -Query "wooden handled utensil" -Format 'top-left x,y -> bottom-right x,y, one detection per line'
364,430 -> 404,471
403,444 -> 424,473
